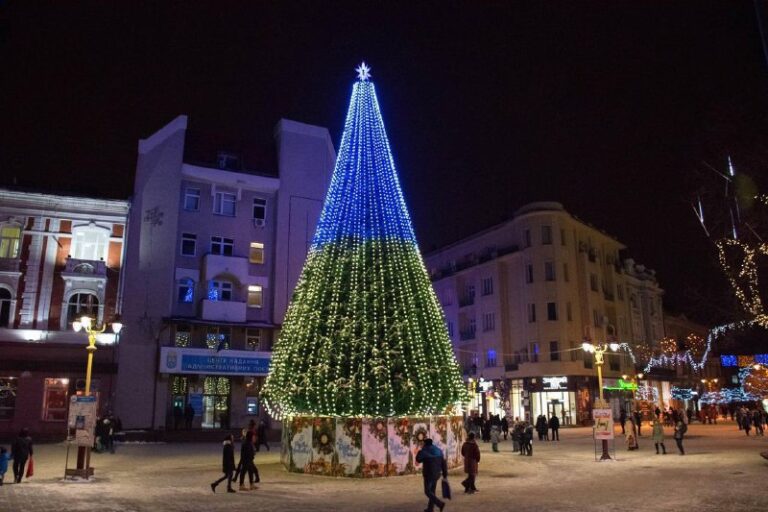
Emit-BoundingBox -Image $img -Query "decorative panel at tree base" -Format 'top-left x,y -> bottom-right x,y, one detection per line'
283,415 -> 464,477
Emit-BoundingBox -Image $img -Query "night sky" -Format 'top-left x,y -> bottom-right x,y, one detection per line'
2,2 -> 767,324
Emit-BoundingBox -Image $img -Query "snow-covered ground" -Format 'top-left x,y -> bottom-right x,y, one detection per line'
3,421 -> 767,512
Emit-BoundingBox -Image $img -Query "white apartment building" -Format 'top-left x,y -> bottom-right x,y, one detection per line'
425,202 -> 665,425
115,116 -> 335,432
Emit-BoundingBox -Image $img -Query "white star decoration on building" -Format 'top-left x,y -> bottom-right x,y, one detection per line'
355,62 -> 371,81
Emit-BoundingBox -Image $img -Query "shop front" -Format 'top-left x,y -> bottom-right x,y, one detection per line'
159,346 -> 270,430
528,376 -> 578,426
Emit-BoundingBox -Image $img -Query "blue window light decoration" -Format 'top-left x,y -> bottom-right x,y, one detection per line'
207,281 -> 220,301
720,354 -> 738,367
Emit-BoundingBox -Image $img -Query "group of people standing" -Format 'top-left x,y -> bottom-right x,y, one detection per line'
621,408 -> 687,455
735,406 -> 766,436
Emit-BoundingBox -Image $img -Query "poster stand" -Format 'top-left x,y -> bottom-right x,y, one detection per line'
593,436 -> 617,461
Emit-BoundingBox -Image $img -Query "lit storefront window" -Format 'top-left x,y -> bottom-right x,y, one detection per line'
42,378 -> 70,421
0,377 -> 17,419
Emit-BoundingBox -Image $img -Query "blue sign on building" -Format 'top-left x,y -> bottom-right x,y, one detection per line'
180,354 -> 270,375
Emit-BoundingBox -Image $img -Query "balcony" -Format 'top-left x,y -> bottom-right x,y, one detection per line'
61,257 -> 107,282
458,295 -> 475,308
459,329 -> 476,341
203,254 -> 249,282
0,258 -> 21,273
201,299 -> 247,323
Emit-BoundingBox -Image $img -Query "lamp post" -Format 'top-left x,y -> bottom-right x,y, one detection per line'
72,315 -> 122,478
583,341 -> 620,461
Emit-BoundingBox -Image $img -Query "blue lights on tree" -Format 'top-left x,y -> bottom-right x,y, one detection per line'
263,64 -> 466,418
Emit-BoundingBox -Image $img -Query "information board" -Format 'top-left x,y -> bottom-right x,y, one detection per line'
593,408 -> 614,440
68,395 -> 97,447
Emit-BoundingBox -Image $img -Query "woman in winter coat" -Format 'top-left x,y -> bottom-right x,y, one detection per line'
10,428 -> 32,484
673,419 -> 687,455
535,415 -> 548,441
210,434 -> 236,493
461,432 -> 481,494
651,418 -> 666,454
490,425 -> 501,452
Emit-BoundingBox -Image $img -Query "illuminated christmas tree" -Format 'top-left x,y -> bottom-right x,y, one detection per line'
263,63 -> 466,418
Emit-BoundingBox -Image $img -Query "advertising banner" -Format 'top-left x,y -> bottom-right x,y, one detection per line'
593,408 -> 614,440
68,395 -> 97,447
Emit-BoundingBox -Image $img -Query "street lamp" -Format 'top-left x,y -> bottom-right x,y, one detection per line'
71,315 -> 123,478
583,341 -> 620,460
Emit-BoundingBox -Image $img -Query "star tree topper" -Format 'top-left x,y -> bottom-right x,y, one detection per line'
356,61 -> 371,81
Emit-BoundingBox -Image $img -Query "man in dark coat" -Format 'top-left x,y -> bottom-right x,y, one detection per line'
416,438 -> 447,512
184,403 -> 195,430
500,417 -> 509,440
633,410 -> 643,436
548,414 -> 560,441
536,414 -> 548,441
11,428 -> 33,483
238,431 -> 259,491
619,408 -> 627,435
211,434 -> 236,493
460,432 -> 481,494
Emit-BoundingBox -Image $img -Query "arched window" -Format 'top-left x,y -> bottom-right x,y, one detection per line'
0,288 -> 12,327
0,224 -> 21,259
66,293 -> 99,325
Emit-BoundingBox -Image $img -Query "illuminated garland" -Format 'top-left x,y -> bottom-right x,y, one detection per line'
262,66 -> 466,419
671,386 -> 695,400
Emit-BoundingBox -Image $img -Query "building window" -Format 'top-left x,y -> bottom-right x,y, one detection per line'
0,377 -> 17,420
590,273 -> 598,292
205,326 -> 231,350
524,229 -> 531,248
66,293 -> 99,325
593,309 -> 601,327
481,277 -> 494,296
184,187 -> 200,211
0,288 -> 11,327
468,317 -> 476,335
246,328 -> 262,351
249,242 -> 265,264
609,354 -> 620,372
181,233 -> 196,256
542,225 -> 553,245
202,376 -> 231,429
42,378 -> 69,421
566,302 -> 573,321
486,349 -> 497,368
208,280 -> 233,301
560,228 -> 567,246
0,225 -> 21,259
525,264 -> 534,284
247,285 -> 263,308
177,279 -> 195,303
482,312 -> 496,332
617,284 -> 624,301
550,341 -> 560,361
527,303 -> 536,323
71,225 -> 108,261
175,325 -> 191,347
563,263 -> 569,282
530,342 -> 540,363
211,236 -> 234,256
253,198 -> 267,222
213,191 -> 237,217
547,302 -> 558,321
446,321 -> 454,338
545,261 -> 556,281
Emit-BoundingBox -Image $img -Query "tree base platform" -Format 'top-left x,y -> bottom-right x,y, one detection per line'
281,415 -> 464,477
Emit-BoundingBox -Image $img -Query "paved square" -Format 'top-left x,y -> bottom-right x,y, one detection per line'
3,422 -> 767,512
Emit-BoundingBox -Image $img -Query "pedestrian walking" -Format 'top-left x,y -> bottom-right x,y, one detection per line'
11,428 -> 32,484
0,446 -> 10,485
651,418 -> 666,454
673,419 -> 687,455
415,438 -> 447,512
500,417 -> 509,440
211,434 -> 237,493
238,431 -> 259,491
256,419 -> 270,451
752,410 -> 764,436
619,408 -> 627,435
633,410 -> 643,436
490,425 -> 500,452
743,410 -> 752,436
460,432 -> 480,494
549,414 -> 560,441
173,404 -> 183,430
